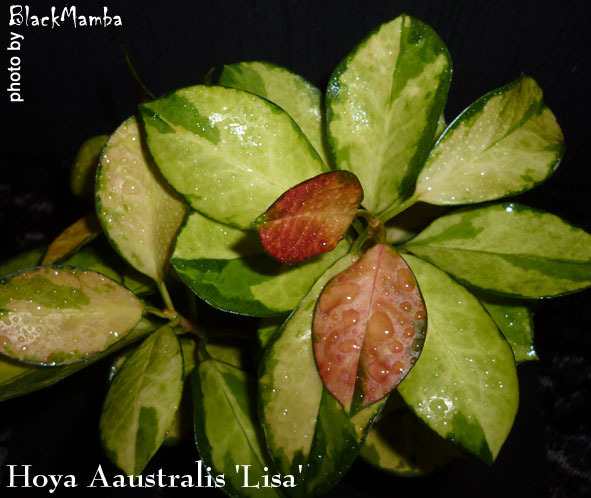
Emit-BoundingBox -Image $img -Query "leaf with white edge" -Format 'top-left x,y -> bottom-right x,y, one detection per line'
404,203 -> 591,298
0,317 -> 160,402
100,325 -> 183,475
70,134 -> 109,198
42,213 -> 101,265
415,75 -> 565,204
172,210 -> 350,316
476,293 -> 537,363
361,393 -> 461,476
313,243 -> 426,411
192,348 -> 281,498
139,85 -> 328,229
256,171 -> 362,263
96,116 -> 186,282
220,61 -> 330,164
0,246 -> 46,277
399,255 -> 519,463
259,254 -> 385,497
327,14 -> 452,216
0,267 -> 143,365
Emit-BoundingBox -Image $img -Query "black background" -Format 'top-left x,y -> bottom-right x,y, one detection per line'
1,1 -> 590,497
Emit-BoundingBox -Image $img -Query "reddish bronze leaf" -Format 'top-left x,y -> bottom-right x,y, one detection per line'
313,244 -> 426,411
255,171 -> 363,264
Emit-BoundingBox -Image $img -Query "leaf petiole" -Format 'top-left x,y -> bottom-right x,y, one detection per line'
377,195 -> 419,224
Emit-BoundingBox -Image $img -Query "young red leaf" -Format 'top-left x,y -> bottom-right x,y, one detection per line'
255,171 -> 363,264
313,243 -> 426,411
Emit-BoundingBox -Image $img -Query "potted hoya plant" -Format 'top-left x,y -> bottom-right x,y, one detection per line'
1,3 -> 589,497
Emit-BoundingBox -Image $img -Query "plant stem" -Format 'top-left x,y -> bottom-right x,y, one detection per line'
144,306 -> 170,319
157,281 -> 175,313
377,194 -> 419,224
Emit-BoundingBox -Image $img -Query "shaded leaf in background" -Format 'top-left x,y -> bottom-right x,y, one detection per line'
172,210 -> 350,316
0,246 -> 46,277
256,171 -> 362,263
140,85 -> 328,229
415,76 -> 564,204
403,203 -> 591,298
100,325 -> 183,475
70,134 -> 109,198
219,61 -> 330,164
314,243 -> 426,411
96,116 -> 186,283
41,213 -> 101,265
327,14 -> 451,216
399,255 -> 518,463
0,267 -> 143,364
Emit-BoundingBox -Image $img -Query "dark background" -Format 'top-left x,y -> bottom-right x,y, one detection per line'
1,0 -> 590,497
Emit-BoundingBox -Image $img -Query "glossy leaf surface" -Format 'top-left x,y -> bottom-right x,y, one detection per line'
41,213 -> 101,265
399,255 -> 518,463
313,243 -> 426,411
100,325 -> 183,475
0,267 -> 143,364
140,85 -> 327,228
192,351 -> 281,498
327,14 -> 451,215
259,254 -> 384,497
415,76 -> 565,204
70,134 -> 109,198
476,293 -> 537,363
361,393 -> 461,476
172,210 -> 350,316
0,317 -> 160,402
404,203 -> 591,298
96,116 -> 186,282
220,61 -> 329,164
256,171 -> 362,263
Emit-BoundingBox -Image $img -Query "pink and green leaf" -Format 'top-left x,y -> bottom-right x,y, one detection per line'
313,243 -> 426,411
255,171 -> 363,264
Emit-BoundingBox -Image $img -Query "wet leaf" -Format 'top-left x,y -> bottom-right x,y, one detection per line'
70,134 -> 109,198
327,14 -> 451,215
0,267 -> 143,365
399,255 -> 519,463
256,171 -> 362,263
403,203 -> 591,298
220,61 -> 329,164
415,75 -> 565,204
259,254 -> 384,497
0,317 -> 160,402
100,325 -> 183,475
172,210 -> 350,316
313,243 -> 426,411
41,213 -> 101,265
139,85 -> 327,229
96,116 -> 186,282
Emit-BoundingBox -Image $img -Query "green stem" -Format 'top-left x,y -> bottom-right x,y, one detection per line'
157,281 -> 175,313
144,306 -> 169,319
377,194 -> 419,224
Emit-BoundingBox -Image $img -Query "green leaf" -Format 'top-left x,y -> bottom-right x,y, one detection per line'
100,325 -> 183,475
172,210 -> 350,316
360,393 -> 461,476
256,171 -> 362,263
398,255 -> 519,463
96,116 -> 186,282
313,244 -> 426,412
219,61 -> 329,164
139,85 -> 328,229
327,14 -> 452,216
257,316 -> 284,349
259,254 -> 384,497
476,292 -> 537,363
415,75 -> 565,204
192,351 -> 281,498
0,317 -> 161,402
70,134 -> 109,198
0,267 -> 144,365
0,246 -> 46,277
42,213 -> 101,265
403,203 -> 591,298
